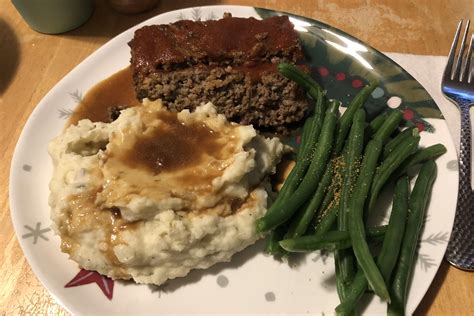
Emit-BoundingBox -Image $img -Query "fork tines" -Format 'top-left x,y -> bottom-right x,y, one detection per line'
446,19 -> 473,83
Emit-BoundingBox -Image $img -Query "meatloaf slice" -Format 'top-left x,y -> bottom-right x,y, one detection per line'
136,64 -> 309,133
129,15 -> 311,134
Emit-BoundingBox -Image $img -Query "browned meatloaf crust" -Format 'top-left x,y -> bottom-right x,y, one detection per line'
129,15 -> 311,133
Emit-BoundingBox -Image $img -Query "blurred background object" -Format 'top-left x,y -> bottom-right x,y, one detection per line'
11,0 -> 94,34
108,0 -> 159,14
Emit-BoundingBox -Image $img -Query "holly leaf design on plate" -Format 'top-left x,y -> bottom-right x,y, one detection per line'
384,80 -> 433,103
299,32 -> 319,50
372,59 -> 405,77
412,106 -> 444,119
324,41 -> 348,66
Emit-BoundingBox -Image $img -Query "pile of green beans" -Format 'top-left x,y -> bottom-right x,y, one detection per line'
259,63 -> 446,315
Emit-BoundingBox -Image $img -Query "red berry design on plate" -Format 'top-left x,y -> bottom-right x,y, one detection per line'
403,108 -> 415,121
318,67 -> 329,77
415,121 -> 425,132
335,72 -> 346,81
351,79 -> 363,88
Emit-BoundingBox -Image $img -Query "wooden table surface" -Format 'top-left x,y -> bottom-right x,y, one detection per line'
1,0 -> 473,314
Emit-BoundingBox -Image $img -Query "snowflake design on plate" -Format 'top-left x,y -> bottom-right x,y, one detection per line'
22,164 -> 32,172
22,222 -> 51,244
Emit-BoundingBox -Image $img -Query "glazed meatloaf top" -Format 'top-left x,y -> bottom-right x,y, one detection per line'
129,15 -> 303,74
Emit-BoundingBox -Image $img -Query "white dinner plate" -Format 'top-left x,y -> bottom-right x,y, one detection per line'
10,5 -> 458,315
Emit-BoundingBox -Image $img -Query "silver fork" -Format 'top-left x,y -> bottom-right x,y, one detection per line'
442,19 -> 474,271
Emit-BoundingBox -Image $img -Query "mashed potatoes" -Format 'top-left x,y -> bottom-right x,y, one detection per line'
48,100 -> 285,284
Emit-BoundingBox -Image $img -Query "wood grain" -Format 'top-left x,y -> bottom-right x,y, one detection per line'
1,0 -> 473,314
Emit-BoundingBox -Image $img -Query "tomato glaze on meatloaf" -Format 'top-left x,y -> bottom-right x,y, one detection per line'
128,14 -> 311,134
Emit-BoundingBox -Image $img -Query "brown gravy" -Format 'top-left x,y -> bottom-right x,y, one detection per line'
68,66 -> 141,125
61,192 -> 138,278
122,111 -> 224,174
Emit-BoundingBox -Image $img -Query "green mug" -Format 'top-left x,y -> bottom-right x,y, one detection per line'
11,0 -> 94,34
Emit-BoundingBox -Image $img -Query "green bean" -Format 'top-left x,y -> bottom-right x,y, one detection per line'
336,271 -> 366,316
264,175 -> 300,256
281,231 -> 351,252
335,254 -> 350,306
335,176 -> 409,315
313,201 -> 338,237
312,153 -> 348,238
383,127 -> 416,159
311,150 -> 347,237
367,135 -> 420,215
336,109 -> 366,299
312,132 -> 353,234
268,64 -> 326,215
279,225 -> 387,252
278,63 -> 322,101
388,160 -> 437,316
264,184 -> 294,255
339,109 -> 366,229
365,111 -> 388,141
378,176 -> 409,280
318,185 -> 335,221
285,160 -> 334,239
365,225 -> 388,239
312,159 -> 339,234
369,112 -> 389,132
280,94 -> 332,241
347,138 -> 390,301
298,92 -> 327,160
373,110 -> 403,144
265,225 -> 288,256
256,101 -> 339,232
364,112 -> 387,144
298,116 -> 315,158
334,82 -> 378,154
269,92 -> 325,213
396,144 -> 447,175
273,166 -> 298,205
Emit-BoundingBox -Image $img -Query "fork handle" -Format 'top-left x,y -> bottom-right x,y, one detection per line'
458,100 -> 473,188
445,98 -> 474,270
